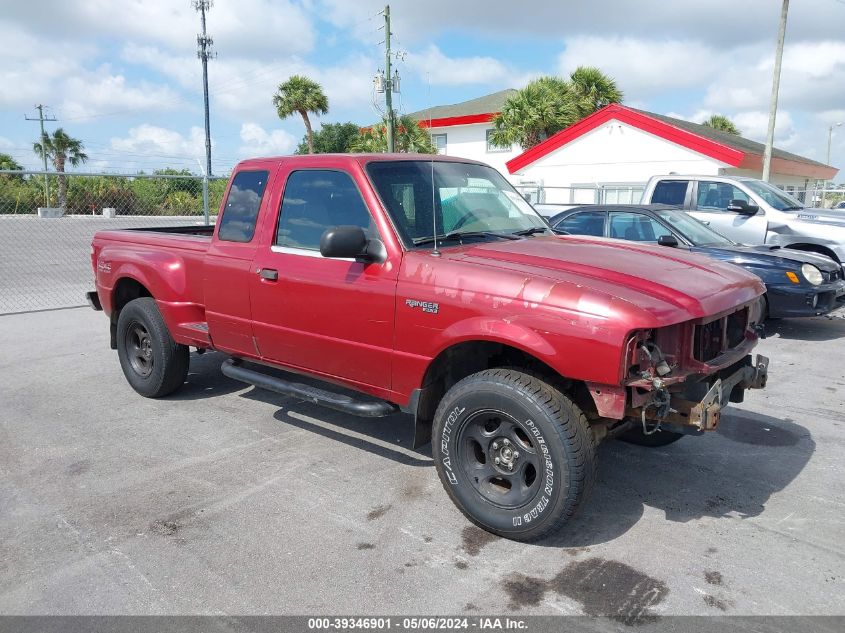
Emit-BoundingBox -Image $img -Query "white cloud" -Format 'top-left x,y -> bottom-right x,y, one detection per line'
558,37 -> 726,99
60,70 -> 186,119
110,125 -> 206,160
4,0 -> 316,58
237,123 -> 296,157
122,44 -> 377,118
406,45 -> 514,86
320,0 -> 845,46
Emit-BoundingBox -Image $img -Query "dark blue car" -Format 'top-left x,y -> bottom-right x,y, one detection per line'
544,204 -> 845,318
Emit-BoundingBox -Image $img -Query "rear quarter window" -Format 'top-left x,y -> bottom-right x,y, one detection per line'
651,180 -> 688,206
218,170 -> 269,242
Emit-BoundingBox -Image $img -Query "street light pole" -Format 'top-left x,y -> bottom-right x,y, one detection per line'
762,0 -> 789,183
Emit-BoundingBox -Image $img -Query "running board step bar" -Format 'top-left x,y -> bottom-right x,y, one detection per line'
221,359 -> 398,418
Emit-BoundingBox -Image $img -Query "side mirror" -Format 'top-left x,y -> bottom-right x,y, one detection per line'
320,226 -> 368,259
726,199 -> 759,215
657,234 -> 679,247
320,226 -> 385,263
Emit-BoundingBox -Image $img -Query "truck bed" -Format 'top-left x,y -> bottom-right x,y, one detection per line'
122,225 -> 215,237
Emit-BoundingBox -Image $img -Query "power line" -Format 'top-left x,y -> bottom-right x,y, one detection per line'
24,104 -> 57,206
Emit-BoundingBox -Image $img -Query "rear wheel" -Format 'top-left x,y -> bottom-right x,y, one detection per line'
432,369 -> 596,542
116,297 -> 189,398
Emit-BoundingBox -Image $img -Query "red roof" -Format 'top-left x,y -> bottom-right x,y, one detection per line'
505,104 -> 837,180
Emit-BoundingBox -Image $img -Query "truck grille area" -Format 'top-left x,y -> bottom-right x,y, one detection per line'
693,308 -> 749,363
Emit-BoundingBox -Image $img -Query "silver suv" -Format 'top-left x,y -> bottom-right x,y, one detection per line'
641,175 -> 845,263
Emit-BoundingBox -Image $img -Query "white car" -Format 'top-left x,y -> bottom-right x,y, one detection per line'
641,175 -> 845,264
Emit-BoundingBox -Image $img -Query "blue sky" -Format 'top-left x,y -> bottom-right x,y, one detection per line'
1,0 -> 844,178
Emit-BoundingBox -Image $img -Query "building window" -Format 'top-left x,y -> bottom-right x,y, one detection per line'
486,129 -> 510,153
432,133 -> 447,155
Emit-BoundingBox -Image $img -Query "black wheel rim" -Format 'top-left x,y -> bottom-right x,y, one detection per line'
457,409 -> 543,509
125,321 -> 154,378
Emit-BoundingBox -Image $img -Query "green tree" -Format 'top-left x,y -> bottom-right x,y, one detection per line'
295,122 -> 361,154
349,115 -> 436,154
490,68 -> 623,150
32,128 -> 88,209
568,66 -> 623,117
702,114 -> 741,135
488,77 -> 580,149
272,75 -> 329,154
0,153 -> 23,171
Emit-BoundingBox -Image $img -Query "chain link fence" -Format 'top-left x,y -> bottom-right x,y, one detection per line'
2,169 -> 843,315
515,182 -> 845,211
0,170 -> 227,314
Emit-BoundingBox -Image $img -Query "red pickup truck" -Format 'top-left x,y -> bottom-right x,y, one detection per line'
89,154 -> 768,541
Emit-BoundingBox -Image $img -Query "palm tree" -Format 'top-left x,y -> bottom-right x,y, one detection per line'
702,114 -> 741,135
490,69 -> 624,150
568,66 -> 623,117
488,78 -> 580,149
349,115 -> 436,154
33,128 -> 88,209
272,75 -> 329,154
0,153 -> 23,171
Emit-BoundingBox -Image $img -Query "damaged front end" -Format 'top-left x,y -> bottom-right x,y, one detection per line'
588,300 -> 769,440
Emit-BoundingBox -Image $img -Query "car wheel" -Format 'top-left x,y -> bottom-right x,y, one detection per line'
116,297 -> 189,398
432,368 -> 596,542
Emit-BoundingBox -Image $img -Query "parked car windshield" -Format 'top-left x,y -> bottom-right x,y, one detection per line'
653,209 -> 735,247
366,160 -> 548,247
743,180 -> 804,211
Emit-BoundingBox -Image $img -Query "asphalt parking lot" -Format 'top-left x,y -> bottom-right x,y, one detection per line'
1,307 -> 844,618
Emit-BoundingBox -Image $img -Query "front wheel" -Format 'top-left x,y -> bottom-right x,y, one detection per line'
116,297 -> 189,398
432,369 -> 597,542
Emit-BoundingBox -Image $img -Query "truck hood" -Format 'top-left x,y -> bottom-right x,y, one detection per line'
450,235 -> 764,323
692,244 -> 841,272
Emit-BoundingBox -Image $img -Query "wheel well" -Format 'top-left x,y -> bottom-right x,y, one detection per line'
109,278 -> 152,348
414,341 -> 592,426
784,243 -> 840,263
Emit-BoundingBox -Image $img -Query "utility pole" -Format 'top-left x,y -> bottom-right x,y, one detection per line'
25,104 -> 57,207
194,0 -> 215,223
762,0 -> 789,182
821,122 -> 842,208
383,5 -> 396,152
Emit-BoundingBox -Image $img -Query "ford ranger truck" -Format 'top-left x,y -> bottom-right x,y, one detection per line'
88,154 -> 768,541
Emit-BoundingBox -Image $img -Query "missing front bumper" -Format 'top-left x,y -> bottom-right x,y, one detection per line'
639,354 -> 769,432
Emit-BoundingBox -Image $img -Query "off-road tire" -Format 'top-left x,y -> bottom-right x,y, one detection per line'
618,425 -> 684,447
432,368 -> 597,542
116,297 -> 189,398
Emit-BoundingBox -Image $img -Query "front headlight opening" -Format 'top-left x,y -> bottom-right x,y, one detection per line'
801,263 -> 823,286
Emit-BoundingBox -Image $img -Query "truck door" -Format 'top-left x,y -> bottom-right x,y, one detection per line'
689,180 -> 768,245
203,168 -> 274,357
249,167 -> 399,390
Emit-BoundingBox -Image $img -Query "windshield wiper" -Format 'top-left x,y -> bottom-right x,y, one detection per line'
412,230 -> 520,246
782,206 -> 804,211
512,226 -> 552,237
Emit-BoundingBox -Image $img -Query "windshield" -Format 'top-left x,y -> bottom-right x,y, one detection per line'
653,209 -> 735,246
743,180 -> 804,211
366,160 -> 547,247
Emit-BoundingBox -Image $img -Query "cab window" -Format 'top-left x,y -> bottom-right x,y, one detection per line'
276,170 -> 377,250
651,180 -> 688,206
696,181 -> 750,211
218,170 -> 269,242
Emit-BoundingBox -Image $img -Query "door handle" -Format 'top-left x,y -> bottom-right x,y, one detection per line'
258,268 -> 278,281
